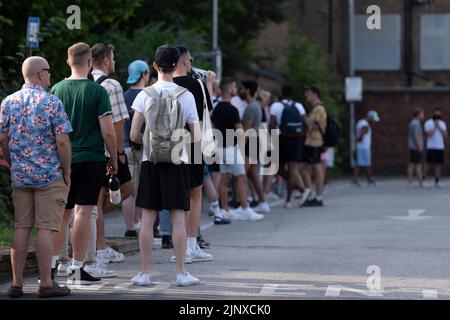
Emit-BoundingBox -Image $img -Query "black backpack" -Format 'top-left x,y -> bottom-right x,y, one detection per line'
279,101 -> 305,137
317,108 -> 340,147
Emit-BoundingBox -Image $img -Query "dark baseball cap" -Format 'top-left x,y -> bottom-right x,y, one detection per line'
154,45 -> 180,69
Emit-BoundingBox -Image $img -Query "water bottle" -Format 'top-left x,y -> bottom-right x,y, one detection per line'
108,175 -> 121,205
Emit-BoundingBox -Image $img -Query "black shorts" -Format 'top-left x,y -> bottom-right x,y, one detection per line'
136,161 -> 190,211
66,161 -> 106,209
103,155 -> 132,187
426,149 -> 444,164
209,163 -> 220,173
279,136 -> 304,164
302,145 -> 323,164
410,150 -> 423,164
190,163 -> 204,189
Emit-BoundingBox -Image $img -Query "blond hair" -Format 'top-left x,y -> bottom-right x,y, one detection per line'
68,42 -> 91,66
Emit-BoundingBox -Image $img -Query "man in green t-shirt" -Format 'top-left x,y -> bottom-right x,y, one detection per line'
50,42 -> 118,284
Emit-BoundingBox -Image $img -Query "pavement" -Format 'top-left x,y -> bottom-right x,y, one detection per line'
1,177 -> 450,300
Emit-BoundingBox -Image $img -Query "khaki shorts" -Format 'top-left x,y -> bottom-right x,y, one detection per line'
126,147 -> 142,197
13,178 -> 70,231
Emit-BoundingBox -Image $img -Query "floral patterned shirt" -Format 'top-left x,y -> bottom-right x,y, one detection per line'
0,83 -> 73,188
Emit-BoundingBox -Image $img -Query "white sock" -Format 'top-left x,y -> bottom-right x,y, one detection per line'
316,194 -> 323,201
71,259 -> 83,269
210,201 -> 219,209
51,256 -> 59,268
187,237 -> 197,251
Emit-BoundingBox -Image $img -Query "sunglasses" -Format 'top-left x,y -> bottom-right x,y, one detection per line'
41,68 -> 51,74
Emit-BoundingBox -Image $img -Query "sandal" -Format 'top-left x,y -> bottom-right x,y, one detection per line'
7,286 -> 23,298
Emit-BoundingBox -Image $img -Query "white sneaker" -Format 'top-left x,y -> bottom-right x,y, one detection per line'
84,262 -> 117,278
170,254 -> 193,264
266,192 -> 280,201
189,244 -> 214,262
133,221 -> 141,231
131,272 -> 151,286
57,262 -> 71,277
299,188 -> 311,207
222,209 -> 244,221
238,207 -> 264,221
97,247 -> 124,263
176,272 -> 200,286
284,201 -> 292,209
253,201 -> 271,213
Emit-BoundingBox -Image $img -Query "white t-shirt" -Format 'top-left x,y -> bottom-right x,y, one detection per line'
356,119 -> 371,149
270,100 -> 306,129
425,119 -> 447,150
230,95 -> 246,120
131,80 -> 199,163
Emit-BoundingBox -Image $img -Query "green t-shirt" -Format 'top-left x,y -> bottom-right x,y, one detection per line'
50,79 -> 112,164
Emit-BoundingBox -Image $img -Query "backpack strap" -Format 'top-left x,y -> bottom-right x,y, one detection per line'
96,75 -> 111,85
171,86 -> 188,99
143,86 -> 161,98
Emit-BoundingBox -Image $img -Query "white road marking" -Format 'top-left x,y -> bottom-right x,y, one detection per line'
387,209 -> 435,221
325,285 -> 384,297
423,290 -> 439,299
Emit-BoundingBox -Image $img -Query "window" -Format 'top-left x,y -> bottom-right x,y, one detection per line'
354,14 -> 401,71
421,14 -> 450,70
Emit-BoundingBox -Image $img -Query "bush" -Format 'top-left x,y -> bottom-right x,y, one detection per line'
283,36 -> 346,175
0,168 -> 13,225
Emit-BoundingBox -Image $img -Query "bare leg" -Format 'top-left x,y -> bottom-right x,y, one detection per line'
10,228 -> 32,287
186,186 -> 202,238
407,163 -> 414,184
53,209 -> 71,256
313,163 -> 325,197
365,166 -> 374,183
203,175 -> 218,203
352,165 -> 360,182
138,209 -> 157,274
121,196 -> 135,231
71,205 -> 94,262
219,173 -> 230,211
35,229 -> 54,288
96,188 -> 108,250
171,210 -> 187,274
247,164 -> 265,203
415,164 -> 423,185
235,175 -> 249,208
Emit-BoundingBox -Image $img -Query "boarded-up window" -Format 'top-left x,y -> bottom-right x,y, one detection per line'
421,14 -> 450,70
354,15 -> 401,71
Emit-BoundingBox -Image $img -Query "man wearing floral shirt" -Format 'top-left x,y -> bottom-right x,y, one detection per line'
0,56 -> 72,298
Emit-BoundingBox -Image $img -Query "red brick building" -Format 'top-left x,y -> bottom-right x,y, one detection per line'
254,0 -> 450,174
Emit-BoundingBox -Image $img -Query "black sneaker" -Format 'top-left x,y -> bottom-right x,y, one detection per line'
304,199 -> 323,207
249,200 -> 259,208
124,230 -> 138,238
197,236 -> 210,249
67,267 -> 101,285
214,215 -> 231,225
161,235 -> 173,249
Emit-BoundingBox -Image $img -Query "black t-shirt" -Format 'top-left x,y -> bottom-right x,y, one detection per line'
211,101 -> 241,147
173,76 -> 213,120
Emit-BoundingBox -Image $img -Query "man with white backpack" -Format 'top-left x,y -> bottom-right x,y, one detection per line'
129,45 -> 201,286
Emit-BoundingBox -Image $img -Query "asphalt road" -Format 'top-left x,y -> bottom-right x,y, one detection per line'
1,178 -> 450,300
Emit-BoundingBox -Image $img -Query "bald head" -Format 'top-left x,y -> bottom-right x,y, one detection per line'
22,56 -> 49,80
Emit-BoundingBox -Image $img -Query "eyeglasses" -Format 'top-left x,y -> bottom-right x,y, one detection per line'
41,68 -> 51,74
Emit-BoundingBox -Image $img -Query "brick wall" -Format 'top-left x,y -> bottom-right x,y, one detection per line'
356,88 -> 450,174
